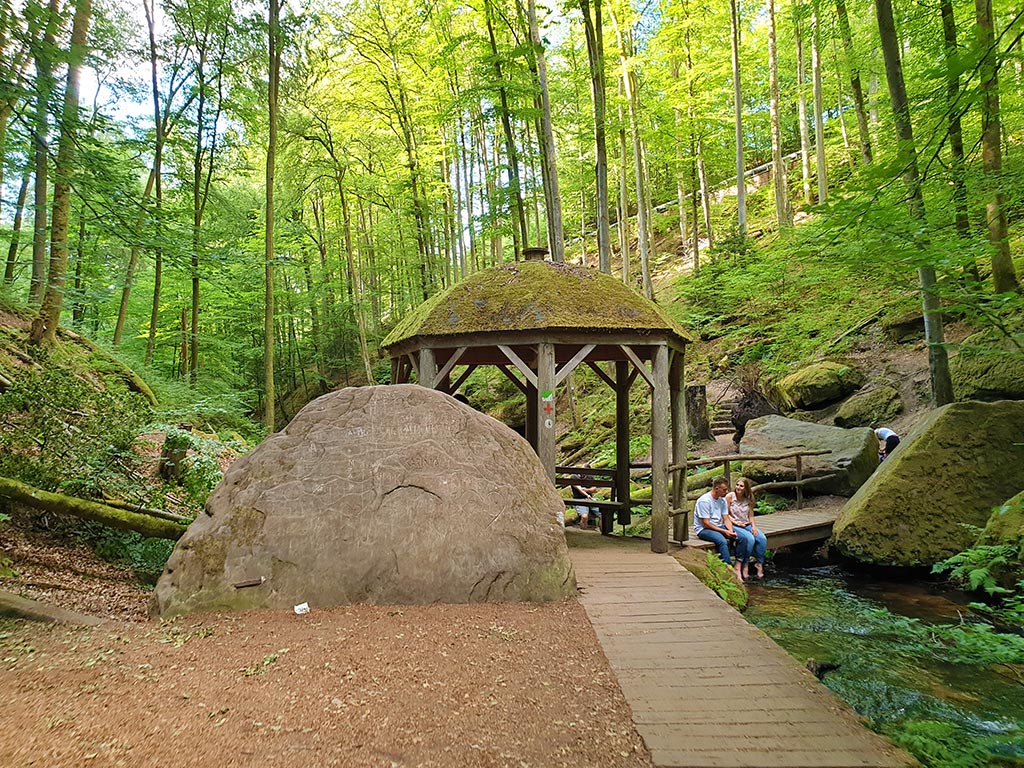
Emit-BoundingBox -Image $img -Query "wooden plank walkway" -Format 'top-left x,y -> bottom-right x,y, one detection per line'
681,505 -> 841,551
570,547 -> 917,768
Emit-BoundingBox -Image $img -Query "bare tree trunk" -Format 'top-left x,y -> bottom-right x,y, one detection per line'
672,62 -> 688,265
730,0 -> 746,235
939,0 -> 971,246
264,0 -> 280,430
580,0 -> 612,273
812,0 -> 827,203
835,0 -> 873,163
697,141 -> 713,249
3,165 -> 31,285
617,79 -> 630,283
29,0 -> 62,307
795,0 -> 813,205
976,0 -> 1019,293
31,0 -> 91,345
875,0 -> 953,405
768,0 -> 792,229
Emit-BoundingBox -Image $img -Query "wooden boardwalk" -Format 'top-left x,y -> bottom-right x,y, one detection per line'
570,547 -> 917,768
681,505 -> 841,551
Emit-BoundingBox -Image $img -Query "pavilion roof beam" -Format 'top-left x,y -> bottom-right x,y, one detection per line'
620,344 -> 654,388
498,344 -> 539,388
555,344 -> 596,386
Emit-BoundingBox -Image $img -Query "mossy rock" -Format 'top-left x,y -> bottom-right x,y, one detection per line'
978,491 -> 1024,551
950,330 -> 1024,402
834,386 -> 903,428
777,361 -> 864,411
832,401 -> 1024,567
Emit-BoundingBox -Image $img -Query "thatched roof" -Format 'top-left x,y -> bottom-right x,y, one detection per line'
382,261 -> 691,351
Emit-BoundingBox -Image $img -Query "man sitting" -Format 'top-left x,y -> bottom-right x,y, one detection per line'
571,481 -> 601,529
694,476 -> 741,579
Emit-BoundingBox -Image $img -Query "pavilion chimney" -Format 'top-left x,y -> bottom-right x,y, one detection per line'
522,246 -> 549,262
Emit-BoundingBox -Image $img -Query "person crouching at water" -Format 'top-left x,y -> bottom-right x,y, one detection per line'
875,427 -> 900,461
725,477 -> 767,580
693,477 -> 743,580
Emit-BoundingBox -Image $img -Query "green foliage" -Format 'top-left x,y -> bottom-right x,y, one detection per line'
885,720 -> 993,768
702,552 -> 748,610
0,367 -> 151,499
933,544 -> 1016,595
181,453 -> 222,505
968,581 -> 1024,630
77,523 -> 174,585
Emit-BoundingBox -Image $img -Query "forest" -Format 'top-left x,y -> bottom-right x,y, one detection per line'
2,0 -> 1022,434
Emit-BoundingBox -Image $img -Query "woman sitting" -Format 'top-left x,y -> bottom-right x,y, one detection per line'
724,477 -> 768,580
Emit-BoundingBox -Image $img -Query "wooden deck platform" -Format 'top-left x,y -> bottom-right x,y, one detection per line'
681,505 -> 842,551
570,547 -> 917,768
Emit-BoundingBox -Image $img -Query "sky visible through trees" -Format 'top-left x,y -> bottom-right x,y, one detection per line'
1,0 -> 1021,424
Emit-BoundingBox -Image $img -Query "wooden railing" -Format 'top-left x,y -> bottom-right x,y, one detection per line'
668,449 -> 835,541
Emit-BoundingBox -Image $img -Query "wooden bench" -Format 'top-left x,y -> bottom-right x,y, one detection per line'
555,466 -> 623,535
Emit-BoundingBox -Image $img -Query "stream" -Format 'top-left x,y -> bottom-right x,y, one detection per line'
744,566 -> 1024,768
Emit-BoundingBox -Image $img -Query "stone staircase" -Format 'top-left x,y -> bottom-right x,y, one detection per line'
710,399 -> 738,438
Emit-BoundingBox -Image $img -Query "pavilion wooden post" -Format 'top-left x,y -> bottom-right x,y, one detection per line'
525,380 -> 538,450
669,350 -> 686,543
536,342 -> 557,482
615,361 -> 631,534
419,348 -> 436,389
651,345 -> 670,553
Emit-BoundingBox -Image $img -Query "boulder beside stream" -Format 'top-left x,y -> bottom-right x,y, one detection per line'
152,385 -> 575,617
832,400 -> 1024,567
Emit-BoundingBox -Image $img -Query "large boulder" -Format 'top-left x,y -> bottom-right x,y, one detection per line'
832,400 -> 1024,567
950,330 -> 1024,402
153,385 -> 575,617
834,385 -> 903,428
777,361 -> 864,411
739,415 -> 877,497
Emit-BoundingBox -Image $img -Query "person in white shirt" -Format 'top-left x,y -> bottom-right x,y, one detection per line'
693,477 -> 742,580
874,427 -> 900,461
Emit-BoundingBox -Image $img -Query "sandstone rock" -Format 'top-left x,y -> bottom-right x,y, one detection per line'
834,386 -> 903,428
950,330 -> 1024,402
832,400 -> 1024,567
739,415 -> 876,497
976,490 -> 1024,587
153,385 -> 575,617
777,361 -> 864,411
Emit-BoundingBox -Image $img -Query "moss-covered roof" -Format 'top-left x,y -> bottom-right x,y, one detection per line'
382,261 -> 691,351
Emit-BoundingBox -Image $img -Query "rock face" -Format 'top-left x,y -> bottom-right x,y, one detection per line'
739,415 -> 876,497
950,330 -> 1024,402
153,385 -> 575,617
777,361 -> 863,411
834,386 -> 903,428
832,400 -> 1024,567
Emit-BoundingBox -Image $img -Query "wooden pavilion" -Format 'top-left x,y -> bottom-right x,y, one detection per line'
380,253 -> 692,553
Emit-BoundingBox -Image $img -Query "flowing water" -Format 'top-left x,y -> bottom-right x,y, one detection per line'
744,566 -> 1024,768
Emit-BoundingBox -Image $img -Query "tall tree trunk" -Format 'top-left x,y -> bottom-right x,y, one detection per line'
264,0 -> 280,430
617,82 -> 630,283
672,62 -> 688,267
28,0 -> 62,307
484,0 -> 528,260
697,139 -> 713,249
939,0 -> 971,248
730,0 -> 746,236
812,0 -> 827,203
112,170 -> 156,347
31,0 -> 91,345
338,179 -> 373,383
795,0 -> 813,205
71,214 -> 86,326
527,0 -> 564,262
768,0 -> 792,229
580,0 -> 612,273
976,0 -> 1019,293
835,0 -> 873,163
3,165 -> 31,285
875,0 -> 954,405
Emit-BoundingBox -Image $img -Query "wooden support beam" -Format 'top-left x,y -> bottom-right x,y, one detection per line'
620,344 -> 654,388
555,344 -> 596,386
650,345 -> 670,553
615,361 -> 631,533
536,343 -> 556,482
669,349 -> 687,543
496,364 -> 528,394
450,364 -> 477,393
419,348 -> 436,389
671,448 -> 831,472
498,345 -> 538,388
586,361 -> 616,390
435,347 -> 467,386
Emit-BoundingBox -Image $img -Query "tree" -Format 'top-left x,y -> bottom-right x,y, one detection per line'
580,0 -> 612,273
874,0 -> 953,405
30,0 -> 91,345
730,0 -> 746,235
767,0 -> 792,229
264,0 -> 280,430
834,0 -> 872,164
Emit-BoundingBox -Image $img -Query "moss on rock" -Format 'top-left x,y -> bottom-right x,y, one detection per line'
950,330 -> 1024,402
832,401 -> 1024,567
777,361 -> 864,411
834,386 -> 903,428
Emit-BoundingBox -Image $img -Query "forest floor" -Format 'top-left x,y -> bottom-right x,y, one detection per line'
0,519 -> 650,767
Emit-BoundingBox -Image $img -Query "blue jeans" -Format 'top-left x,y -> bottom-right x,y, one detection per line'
734,524 -> 767,564
697,529 -> 734,565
